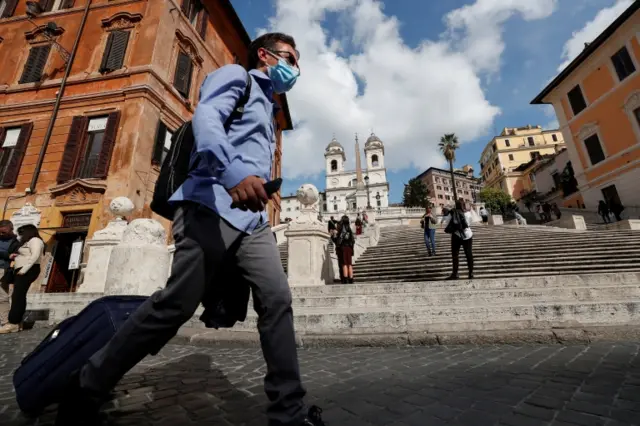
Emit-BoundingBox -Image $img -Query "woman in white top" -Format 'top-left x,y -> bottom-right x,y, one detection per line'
0,224 -> 44,334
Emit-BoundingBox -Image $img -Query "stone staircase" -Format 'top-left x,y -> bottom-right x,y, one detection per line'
352,225 -> 640,282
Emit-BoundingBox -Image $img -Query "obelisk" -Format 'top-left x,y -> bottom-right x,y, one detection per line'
354,134 -> 368,210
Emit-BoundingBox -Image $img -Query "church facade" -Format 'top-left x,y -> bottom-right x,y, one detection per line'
324,133 -> 390,213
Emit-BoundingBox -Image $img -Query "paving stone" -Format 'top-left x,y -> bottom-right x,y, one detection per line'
2,329 -> 640,425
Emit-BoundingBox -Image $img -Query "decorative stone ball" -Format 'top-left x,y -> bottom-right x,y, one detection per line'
296,184 -> 319,207
110,197 -> 135,219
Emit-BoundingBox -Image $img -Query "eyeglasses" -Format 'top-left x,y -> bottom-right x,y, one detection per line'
266,48 -> 300,70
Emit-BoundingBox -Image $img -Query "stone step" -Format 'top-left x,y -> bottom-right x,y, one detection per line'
288,273 -> 640,296
354,254 -> 640,272
355,248 -> 640,265
354,266 -> 640,282
291,285 -> 640,309
188,300 -> 640,335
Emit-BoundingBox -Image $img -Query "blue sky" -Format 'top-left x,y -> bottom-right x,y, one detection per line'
230,0 -> 630,203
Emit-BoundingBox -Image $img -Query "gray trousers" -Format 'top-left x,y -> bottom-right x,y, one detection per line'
81,203 -> 306,426
0,270 -> 9,324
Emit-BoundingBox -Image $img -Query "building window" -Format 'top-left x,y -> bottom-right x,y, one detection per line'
530,151 -> 540,160
436,186 -> 442,190
330,160 -> 338,172
611,45 -> 636,81
57,112 -> 121,182
437,195 -> 443,199
435,178 -> 440,183
527,137 -> 535,146
371,154 -> 379,167
152,121 -> 173,166
333,205 -> 337,211
568,85 -> 587,116
352,203 -> 356,210
173,51 -> 194,99
323,204 -> 327,211
40,0 -> 75,12
445,195 -> 451,201
584,134 -> 606,165
634,107 -> 640,127
286,208 -> 291,212
552,134 -> 558,142
505,140 -> 510,147
0,123 -> 33,188
508,154 -> 514,161
100,30 -> 130,73
19,44 -> 51,84
377,200 -> 381,207
444,187 -> 449,192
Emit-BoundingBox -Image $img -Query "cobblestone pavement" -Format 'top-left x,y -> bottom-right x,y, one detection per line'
3,330 -> 640,426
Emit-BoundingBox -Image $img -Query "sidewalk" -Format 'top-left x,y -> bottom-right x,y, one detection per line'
2,328 -> 640,425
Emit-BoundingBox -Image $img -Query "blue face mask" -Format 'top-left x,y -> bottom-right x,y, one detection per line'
267,58 -> 300,94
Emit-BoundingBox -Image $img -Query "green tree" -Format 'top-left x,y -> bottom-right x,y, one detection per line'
478,187 -> 512,215
403,178 -> 429,208
438,133 -> 460,201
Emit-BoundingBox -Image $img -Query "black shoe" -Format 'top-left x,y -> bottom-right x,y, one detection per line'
55,373 -> 104,426
349,278 -> 354,284
341,278 -> 347,284
301,406 -> 325,426
446,275 -> 459,281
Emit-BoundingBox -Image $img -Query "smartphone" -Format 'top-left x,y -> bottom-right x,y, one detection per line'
263,178 -> 283,196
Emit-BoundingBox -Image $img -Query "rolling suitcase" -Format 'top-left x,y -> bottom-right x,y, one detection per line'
13,295 -> 147,416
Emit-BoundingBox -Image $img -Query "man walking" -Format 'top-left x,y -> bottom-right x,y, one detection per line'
0,220 -> 19,325
56,33 -> 324,426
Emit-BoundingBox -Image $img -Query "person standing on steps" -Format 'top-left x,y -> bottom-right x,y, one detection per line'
445,200 -> 474,280
421,206 -> 437,257
336,215 -> 356,284
598,200 -> 611,224
479,206 -> 488,225
0,220 -> 20,326
0,225 -> 44,334
55,33 -> 325,426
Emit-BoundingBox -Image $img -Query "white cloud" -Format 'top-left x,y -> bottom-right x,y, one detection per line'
264,0 -> 558,178
558,0 -> 634,71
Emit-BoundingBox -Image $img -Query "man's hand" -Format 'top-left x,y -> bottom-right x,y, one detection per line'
228,176 -> 270,212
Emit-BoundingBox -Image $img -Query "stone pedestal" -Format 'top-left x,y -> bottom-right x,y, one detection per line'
489,215 -> 503,225
77,219 -> 127,293
104,219 -> 170,296
557,215 -> 587,231
285,221 -> 333,286
603,219 -> 640,231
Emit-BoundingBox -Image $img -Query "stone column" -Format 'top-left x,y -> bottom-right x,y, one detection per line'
78,197 -> 133,294
104,219 -> 171,296
285,184 -> 334,286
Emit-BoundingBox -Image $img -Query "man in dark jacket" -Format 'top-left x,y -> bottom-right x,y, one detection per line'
0,220 -> 19,325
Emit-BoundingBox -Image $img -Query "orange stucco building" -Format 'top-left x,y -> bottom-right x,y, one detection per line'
532,1 -> 640,211
0,0 -> 291,293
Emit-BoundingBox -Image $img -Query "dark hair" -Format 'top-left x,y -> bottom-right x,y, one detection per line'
247,32 -> 297,70
17,224 -> 41,244
0,220 -> 13,230
455,200 -> 464,211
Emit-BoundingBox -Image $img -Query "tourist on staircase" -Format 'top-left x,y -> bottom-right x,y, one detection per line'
327,216 -> 338,241
610,199 -> 625,222
421,207 -> 437,257
0,225 -> 44,334
598,200 -> 611,224
445,200 -> 474,280
0,220 -> 19,327
479,206 -> 489,225
337,215 -> 356,284
355,213 -> 363,235
552,203 -> 562,220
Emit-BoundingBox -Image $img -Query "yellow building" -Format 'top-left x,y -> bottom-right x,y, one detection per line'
532,1 -> 640,210
479,125 -> 566,200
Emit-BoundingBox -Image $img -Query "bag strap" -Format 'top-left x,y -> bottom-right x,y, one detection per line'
224,71 -> 253,132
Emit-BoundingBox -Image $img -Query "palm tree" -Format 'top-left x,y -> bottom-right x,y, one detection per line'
439,133 -> 460,201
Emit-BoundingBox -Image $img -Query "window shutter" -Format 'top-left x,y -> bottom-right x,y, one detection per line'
58,116 -> 88,183
19,45 -> 51,84
100,31 -> 129,73
173,52 -> 193,98
152,121 -> 167,165
61,0 -> 75,8
198,10 -> 208,39
180,0 -> 190,15
94,111 -> 121,179
39,0 -> 55,12
2,123 -> 33,188
1,0 -> 18,18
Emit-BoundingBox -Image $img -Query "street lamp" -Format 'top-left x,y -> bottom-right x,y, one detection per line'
375,193 -> 381,211
364,175 -> 372,209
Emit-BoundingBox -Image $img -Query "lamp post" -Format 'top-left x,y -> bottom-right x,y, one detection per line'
375,193 -> 381,210
26,0 -> 93,193
364,175 -> 372,209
